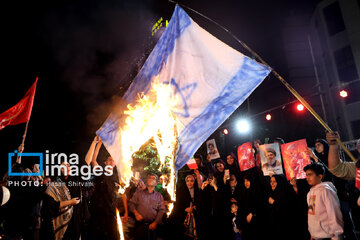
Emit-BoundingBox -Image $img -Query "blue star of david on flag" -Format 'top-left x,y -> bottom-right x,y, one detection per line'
163,78 -> 197,118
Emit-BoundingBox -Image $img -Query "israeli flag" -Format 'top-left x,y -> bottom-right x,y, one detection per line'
97,6 -> 271,171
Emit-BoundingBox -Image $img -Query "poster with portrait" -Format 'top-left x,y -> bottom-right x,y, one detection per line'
259,143 -> 283,176
206,139 -> 220,160
281,139 -> 311,180
237,142 -> 255,171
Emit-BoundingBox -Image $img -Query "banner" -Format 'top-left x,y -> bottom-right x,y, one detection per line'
281,139 -> 311,180
237,142 -> 255,171
259,143 -> 283,176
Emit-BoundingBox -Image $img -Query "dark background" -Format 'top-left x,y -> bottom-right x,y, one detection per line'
0,0 -> 327,175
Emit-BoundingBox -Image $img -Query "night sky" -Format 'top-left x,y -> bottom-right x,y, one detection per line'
0,0 -> 326,174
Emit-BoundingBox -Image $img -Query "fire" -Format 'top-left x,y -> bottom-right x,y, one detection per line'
118,75 -> 178,203
116,209 -> 125,240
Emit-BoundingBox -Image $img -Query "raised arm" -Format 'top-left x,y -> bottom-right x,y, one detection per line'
326,132 -> 341,169
16,144 -> 25,164
85,136 -> 100,166
91,137 -> 102,167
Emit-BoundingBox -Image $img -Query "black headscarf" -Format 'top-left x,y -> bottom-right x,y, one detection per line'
225,153 -> 241,180
314,139 -> 330,165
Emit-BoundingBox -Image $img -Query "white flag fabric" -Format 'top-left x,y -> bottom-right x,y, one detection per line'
97,6 -> 271,171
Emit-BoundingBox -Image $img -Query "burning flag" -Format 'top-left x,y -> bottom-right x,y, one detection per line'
97,6 -> 271,198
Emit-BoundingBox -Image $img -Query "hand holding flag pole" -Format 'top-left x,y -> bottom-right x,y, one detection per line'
170,1 -> 356,163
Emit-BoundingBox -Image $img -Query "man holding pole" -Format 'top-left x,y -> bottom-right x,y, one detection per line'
327,132 -> 358,180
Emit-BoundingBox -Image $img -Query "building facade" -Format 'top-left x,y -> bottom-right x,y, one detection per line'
283,0 -> 360,140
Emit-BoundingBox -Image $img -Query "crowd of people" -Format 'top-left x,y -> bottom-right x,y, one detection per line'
0,132 -> 360,240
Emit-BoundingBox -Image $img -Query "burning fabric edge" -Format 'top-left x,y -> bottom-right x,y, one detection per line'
97,77 -> 179,205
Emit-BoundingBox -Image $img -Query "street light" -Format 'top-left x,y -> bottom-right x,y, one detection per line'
222,128 -> 229,135
236,119 -> 250,133
296,104 -> 305,112
265,114 -> 272,121
339,90 -> 348,98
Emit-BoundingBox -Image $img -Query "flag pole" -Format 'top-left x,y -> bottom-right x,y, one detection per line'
16,120 -> 29,163
21,120 -> 30,146
170,1 -> 357,163
16,76 -> 39,161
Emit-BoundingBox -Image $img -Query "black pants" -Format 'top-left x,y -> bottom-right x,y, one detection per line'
133,221 -> 157,240
90,213 -> 119,240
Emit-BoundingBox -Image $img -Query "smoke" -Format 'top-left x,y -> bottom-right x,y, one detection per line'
42,0 -> 166,135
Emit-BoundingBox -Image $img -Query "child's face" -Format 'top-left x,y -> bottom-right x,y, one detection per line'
231,204 -> 238,214
244,179 -> 251,189
305,169 -> 322,186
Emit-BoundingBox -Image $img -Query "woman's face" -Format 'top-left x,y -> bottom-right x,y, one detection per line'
61,162 -> 71,176
315,142 -> 324,154
226,155 -> 234,165
186,176 -> 195,189
244,179 -> 251,189
270,176 -> 277,191
216,163 -> 225,172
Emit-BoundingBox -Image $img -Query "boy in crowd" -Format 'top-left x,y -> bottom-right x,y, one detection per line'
304,163 -> 344,240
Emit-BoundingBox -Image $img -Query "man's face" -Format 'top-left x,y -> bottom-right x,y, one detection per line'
104,156 -> 115,168
147,175 -> 157,187
315,142 -> 324,154
305,170 -> 322,186
265,152 -> 275,162
226,155 -> 234,165
208,144 -> 214,151
159,175 -> 168,185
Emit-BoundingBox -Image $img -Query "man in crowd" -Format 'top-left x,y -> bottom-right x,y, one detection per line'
129,173 -> 166,240
327,132 -> 358,180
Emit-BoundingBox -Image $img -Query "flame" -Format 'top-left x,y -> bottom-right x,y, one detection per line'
118,74 -> 178,203
116,209 -> 125,240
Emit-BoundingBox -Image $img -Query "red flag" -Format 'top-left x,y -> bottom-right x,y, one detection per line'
0,78 -> 38,130
237,142 -> 255,171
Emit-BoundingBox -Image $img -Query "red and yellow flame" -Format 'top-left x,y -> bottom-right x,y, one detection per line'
117,75 -> 178,220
